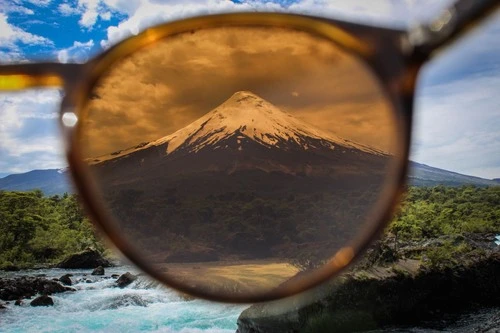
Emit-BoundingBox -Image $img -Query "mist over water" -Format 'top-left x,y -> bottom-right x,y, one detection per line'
0,267 -> 246,333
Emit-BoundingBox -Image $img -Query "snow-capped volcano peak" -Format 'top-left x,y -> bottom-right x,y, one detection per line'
91,91 -> 383,163
152,90 -> 350,154
154,90 -> 383,155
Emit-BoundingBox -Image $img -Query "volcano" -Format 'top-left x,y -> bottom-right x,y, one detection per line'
91,91 -> 388,180
89,91 -> 392,264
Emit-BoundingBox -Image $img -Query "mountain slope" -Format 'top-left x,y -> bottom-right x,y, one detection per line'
90,91 -> 383,165
408,162 -> 499,187
0,169 -> 72,195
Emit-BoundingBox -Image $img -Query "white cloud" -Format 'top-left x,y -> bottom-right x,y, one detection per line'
58,0 -> 120,29
0,13 -> 53,47
57,39 -> 94,63
78,0 -> 100,28
0,90 -> 66,174
411,73 -> 500,179
0,2 -> 35,15
26,0 -> 52,6
58,3 -> 80,16
100,11 -> 111,20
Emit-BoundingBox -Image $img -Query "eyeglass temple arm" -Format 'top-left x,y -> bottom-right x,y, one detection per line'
0,63 -> 83,90
409,0 -> 499,56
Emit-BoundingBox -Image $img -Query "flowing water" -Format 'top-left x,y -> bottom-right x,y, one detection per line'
1,267 -> 498,332
0,267 -> 247,332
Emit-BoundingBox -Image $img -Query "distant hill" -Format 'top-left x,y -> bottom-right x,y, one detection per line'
408,162 -> 499,187
0,169 -> 72,196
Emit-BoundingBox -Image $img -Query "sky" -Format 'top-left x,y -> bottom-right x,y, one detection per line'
0,0 -> 499,179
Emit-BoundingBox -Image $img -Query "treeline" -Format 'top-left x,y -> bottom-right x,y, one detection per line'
388,185 -> 500,241
0,190 -> 104,269
1,186 -> 499,269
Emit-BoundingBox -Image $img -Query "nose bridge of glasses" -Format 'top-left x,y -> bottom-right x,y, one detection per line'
0,63 -> 83,91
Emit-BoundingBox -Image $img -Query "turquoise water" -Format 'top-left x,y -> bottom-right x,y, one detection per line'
0,267 -> 247,333
2,268 -> 498,332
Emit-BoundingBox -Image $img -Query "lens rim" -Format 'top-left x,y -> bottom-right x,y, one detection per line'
63,12 -> 415,303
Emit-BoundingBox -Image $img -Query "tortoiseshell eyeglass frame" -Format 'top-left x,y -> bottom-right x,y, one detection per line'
0,0 -> 498,303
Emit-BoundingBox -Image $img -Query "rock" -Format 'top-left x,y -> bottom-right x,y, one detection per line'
116,272 -> 137,288
91,266 -> 105,276
0,276 -> 74,301
0,303 -> 6,310
111,274 -> 120,279
56,248 -> 111,269
30,295 -> 54,307
86,280 -> 92,283
14,299 -> 22,306
43,281 -> 71,295
236,252 -> 500,333
59,274 -> 72,286
1,264 -> 20,272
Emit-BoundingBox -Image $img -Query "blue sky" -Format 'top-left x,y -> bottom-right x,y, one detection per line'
0,0 -> 499,179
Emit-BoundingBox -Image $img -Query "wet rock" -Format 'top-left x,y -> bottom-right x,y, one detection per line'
59,274 -> 72,286
236,252 -> 500,333
56,248 -> 111,269
105,294 -> 148,309
86,280 -> 92,283
30,295 -> 53,307
2,264 -> 20,272
14,299 -> 22,306
91,266 -> 105,276
116,272 -> 137,288
0,303 -> 6,310
111,274 -> 120,279
0,276 -> 74,301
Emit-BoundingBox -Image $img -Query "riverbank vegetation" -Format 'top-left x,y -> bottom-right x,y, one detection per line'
0,190 -> 105,269
390,185 -> 499,240
0,185 -> 499,270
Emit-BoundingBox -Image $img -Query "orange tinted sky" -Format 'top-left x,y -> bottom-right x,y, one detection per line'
82,27 -> 397,157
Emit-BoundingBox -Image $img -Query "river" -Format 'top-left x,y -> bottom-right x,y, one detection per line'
0,267 -> 247,332
1,267 -> 499,332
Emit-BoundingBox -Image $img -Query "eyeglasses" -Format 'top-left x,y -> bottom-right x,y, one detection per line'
1,0 -> 498,303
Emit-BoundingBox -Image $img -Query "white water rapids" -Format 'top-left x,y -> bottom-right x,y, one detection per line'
0,267 -> 247,333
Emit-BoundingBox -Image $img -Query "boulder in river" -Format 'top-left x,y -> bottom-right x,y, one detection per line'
30,295 -> 54,307
91,266 -> 105,276
59,274 -> 72,286
0,276 -> 75,301
116,272 -> 137,288
56,248 -> 111,269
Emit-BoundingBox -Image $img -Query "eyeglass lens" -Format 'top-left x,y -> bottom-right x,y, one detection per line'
79,26 -> 400,297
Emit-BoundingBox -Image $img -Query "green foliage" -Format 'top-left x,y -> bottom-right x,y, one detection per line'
389,186 -> 500,241
423,239 -> 473,269
0,190 -> 104,268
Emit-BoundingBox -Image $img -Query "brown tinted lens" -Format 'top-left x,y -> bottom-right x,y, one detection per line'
79,26 -> 399,299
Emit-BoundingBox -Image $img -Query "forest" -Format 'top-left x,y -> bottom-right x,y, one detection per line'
0,190 -> 104,269
0,185 -> 499,269
389,185 -> 500,240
